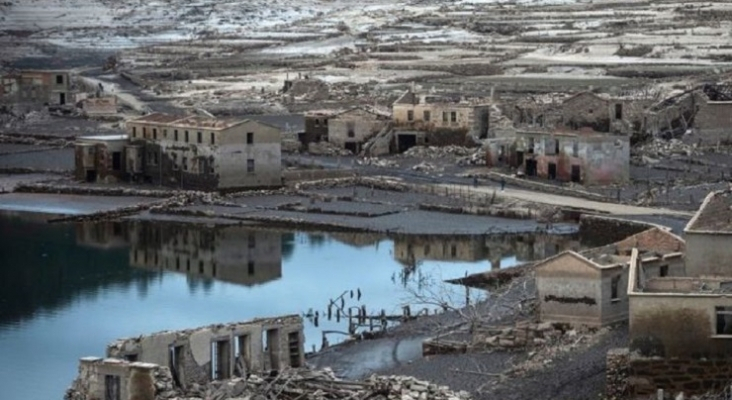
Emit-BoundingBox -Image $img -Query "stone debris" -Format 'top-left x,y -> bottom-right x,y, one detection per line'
412,162 -> 443,172
308,141 -> 352,156
473,321 -> 561,350
402,145 -> 475,160
162,367 -> 473,400
456,151 -> 486,166
632,138 -> 700,165
357,157 -> 398,168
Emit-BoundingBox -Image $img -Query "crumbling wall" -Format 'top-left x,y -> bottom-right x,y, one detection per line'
106,316 -> 305,389
328,109 -> 387,149
605,348 -> 629,399
694,101 -> 732,145
561,93 -> 610,132
65,357 -> 170,400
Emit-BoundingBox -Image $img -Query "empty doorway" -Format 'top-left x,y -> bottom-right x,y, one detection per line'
548,162 -> 557,180
211,340 -> 231,380
263,329 -> 281,371
59,93 -> 66,105
525,159 -> 537,177
571,165 -> 581,183
397,134 -> 417,153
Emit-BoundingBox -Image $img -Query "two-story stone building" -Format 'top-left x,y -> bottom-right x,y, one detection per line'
1,69 -> 72,109
512,128 -> 630,184
125,113 -> 282,190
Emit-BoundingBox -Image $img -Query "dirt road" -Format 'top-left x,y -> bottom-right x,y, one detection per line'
438,183 -> 695,218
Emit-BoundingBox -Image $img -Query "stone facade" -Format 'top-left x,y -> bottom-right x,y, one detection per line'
392,90 -> 491,140
536,228 -> 685,327
0,69 -> 71,109
301,110 -> 336,147
74,135 -> 129,183
515,129 -> 630,185
106,316 -> 304,389
327,107 -> 390,153
81,96 -> 117,116
560,92 -> 647,135
65,357 -> 172,400
683,190 -> 732,277
124,113 -> 282,191
629,355 -> 732,397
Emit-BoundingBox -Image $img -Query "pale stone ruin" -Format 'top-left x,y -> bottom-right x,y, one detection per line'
66,315 -> 305,400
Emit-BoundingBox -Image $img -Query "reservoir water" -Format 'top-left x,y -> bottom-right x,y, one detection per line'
0,213 -> 578,400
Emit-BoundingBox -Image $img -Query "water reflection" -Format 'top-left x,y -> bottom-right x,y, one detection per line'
0,215 -> 580,400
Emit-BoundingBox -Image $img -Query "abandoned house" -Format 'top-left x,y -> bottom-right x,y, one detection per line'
623,249 -> 732,397
128,223 -> 283,287
79,96 -> 118,116
683,189 -> 732,277
74,134 -> 130,183
0,69 -> 72,109
300,109 -> 338,147
535,228 -> 685,327
107,316 -> 304,386
646,83 -> 732,144
327,106 -> 391,153
67,316 -> 305,400
125,113 -> 282,190
511,128 -> 630,184
391,89 -> 491,151
559,91 -> 646,135
66,357 -> 166,400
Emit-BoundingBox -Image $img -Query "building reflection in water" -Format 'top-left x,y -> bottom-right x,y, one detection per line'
393,233 -> 581,270
75,222 -> 283,287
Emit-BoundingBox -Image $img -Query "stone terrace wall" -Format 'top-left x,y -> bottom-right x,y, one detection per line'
606,348 -> 732,399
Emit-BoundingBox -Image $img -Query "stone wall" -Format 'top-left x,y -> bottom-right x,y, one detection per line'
65,357 -> 174,400
578,215 -> 655,247
629,354 -> 732,397
106,315 -> 305,389
694,100 -> 732,145
605,348 -> 629,399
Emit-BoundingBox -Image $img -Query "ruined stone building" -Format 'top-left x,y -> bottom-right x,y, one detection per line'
604,190 -> 732,398
300,109 -> 337,147
508,128 -> 630,184
67,316 -> 305,400
646,83 -> 732,144
683,189 -> 732,277
126,113 -> 282,190
0,69 -> 72,109
535,228 -> 685,327
74,134 -> 130,183
391,89 -> 491,152
327,106 -> 391,153
560,91 -> 646,135
621,250 -> 732,397
128,224 -> 283,287
80,96 -> 118,117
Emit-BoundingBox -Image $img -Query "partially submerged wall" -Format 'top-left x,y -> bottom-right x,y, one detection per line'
107,316 -> 304,389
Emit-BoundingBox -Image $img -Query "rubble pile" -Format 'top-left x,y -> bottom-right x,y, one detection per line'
168,368 -> 472,400
308,141 -> 352,156
412,161 -> 444,172
402,145 -> 474,160
632,138 -> 700,165
358,157 -> 398,168
473,321 -> 561,350
456,151 -> 486,166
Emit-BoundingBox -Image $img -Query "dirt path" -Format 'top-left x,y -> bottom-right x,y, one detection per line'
437,183 -> 694,218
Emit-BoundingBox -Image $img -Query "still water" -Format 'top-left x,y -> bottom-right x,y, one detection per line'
0,213 -> 578,400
